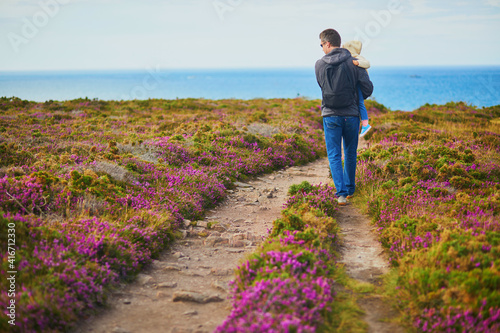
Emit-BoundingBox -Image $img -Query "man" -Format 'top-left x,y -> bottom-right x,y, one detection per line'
315,28 -> 373,206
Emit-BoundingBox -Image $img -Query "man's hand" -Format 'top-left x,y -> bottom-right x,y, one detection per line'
352,60 -> 359,66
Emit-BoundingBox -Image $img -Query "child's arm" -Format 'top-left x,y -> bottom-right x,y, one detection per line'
352,55 -> 370,69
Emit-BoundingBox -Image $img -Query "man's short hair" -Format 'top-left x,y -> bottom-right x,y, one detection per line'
319,29 -> 341,47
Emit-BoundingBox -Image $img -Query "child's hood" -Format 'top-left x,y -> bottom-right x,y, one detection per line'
343,40 -> 362,57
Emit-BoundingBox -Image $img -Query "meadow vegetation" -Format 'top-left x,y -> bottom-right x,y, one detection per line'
0,96 -> 499,332
355,101 -> 500,332
0,97 -> 326,332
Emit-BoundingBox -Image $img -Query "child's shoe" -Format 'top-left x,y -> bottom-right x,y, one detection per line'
360,124 -> 372,138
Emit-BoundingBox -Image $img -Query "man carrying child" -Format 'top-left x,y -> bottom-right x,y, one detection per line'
315,28 -> 374,205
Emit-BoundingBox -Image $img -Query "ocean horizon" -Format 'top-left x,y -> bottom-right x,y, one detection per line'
1,66 -> 499,111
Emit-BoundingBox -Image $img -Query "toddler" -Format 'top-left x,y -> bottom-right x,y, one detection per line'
343,40 -> 371,137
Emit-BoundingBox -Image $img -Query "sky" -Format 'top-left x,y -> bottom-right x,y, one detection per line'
1,0 -> 500,71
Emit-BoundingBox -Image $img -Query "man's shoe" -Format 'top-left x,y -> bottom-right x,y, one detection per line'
347,194 -> 354,199
360,124 -> 372,138
338,196 -> 347,206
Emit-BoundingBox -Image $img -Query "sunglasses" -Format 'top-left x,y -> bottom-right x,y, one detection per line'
320,42 -> 328,48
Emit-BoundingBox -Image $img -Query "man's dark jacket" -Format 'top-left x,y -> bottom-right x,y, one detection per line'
315,47 -> 373,117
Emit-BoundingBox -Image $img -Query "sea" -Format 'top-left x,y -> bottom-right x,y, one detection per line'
1,66 -> 499,111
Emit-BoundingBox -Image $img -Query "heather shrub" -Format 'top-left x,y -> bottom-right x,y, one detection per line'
217,184 -> 340,332
0,97 -> 327,330
356,102 -> 500,330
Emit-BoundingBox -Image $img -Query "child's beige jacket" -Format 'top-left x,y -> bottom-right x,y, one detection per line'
343,40 -> 370,70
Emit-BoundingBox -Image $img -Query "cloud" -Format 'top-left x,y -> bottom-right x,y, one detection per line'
405,0 -> 447,15
435,13 -> 500,22
486,0 -> 500,7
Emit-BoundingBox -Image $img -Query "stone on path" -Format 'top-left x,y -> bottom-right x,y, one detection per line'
173,252 -> 186,259
210,268 -> 233,276
183,219 -> 192,228
156,291 -> 169,299
172,291 -> 224,304
136,274 -> 153,285
183,310 -> 198,316
233,181 -> 252,188
211,280 -> 229,293
163,264 -> 183,271
158,282 -> 177,288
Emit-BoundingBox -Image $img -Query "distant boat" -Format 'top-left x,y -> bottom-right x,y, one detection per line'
409,75 -> 422,78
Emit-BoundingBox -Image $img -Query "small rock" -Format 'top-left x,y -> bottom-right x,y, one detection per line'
158,282 -> 177,288
226,248 -> 245,254
183,310 -> 198,316
210,268 -> 233,276
181,230 -> 188,239
244,240 -> 255,247
151,260 -> 163,268
198,266 -> 212,271
183,219 -> 192,228
173,252 -> 185,259
204,236 -> 223,247
212,223 -> 228,232
163,264 -> 182,271
209,231 -> 221,237
204,295 -> 224,303
178,257 -> 191,261
172,291 -> 224,304
196,221 -> 208,228
136,273 -> 153,285
172,291 -> 205,303
122,299 -> 131,304
112,327 -> 130,333
234,181 -> 252,188
268,176 -> 275,180
233,233 -> 246,241
156,291 -> 169,299
180,271 -> 205,277
211,280 -> 229,292
230,240 -> 245,248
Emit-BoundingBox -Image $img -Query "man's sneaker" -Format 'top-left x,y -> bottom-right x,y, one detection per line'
347,194 -> 354,199
360,124 -> 372,138
338,196 -> 347,206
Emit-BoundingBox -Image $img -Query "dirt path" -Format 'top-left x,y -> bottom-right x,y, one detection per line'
73,159 -> 331,333
73,154 -> 404,333
337,205 -> 405,333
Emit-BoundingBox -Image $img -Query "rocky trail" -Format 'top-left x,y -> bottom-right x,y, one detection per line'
337,205 -> 405,333
73,156 -> 404,333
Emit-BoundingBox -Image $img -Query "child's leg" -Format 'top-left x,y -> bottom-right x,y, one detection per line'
358,86 -> 369,126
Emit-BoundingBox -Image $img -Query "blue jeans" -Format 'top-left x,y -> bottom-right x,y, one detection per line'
323,116 -> 360,197
358,85 -> 368,121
